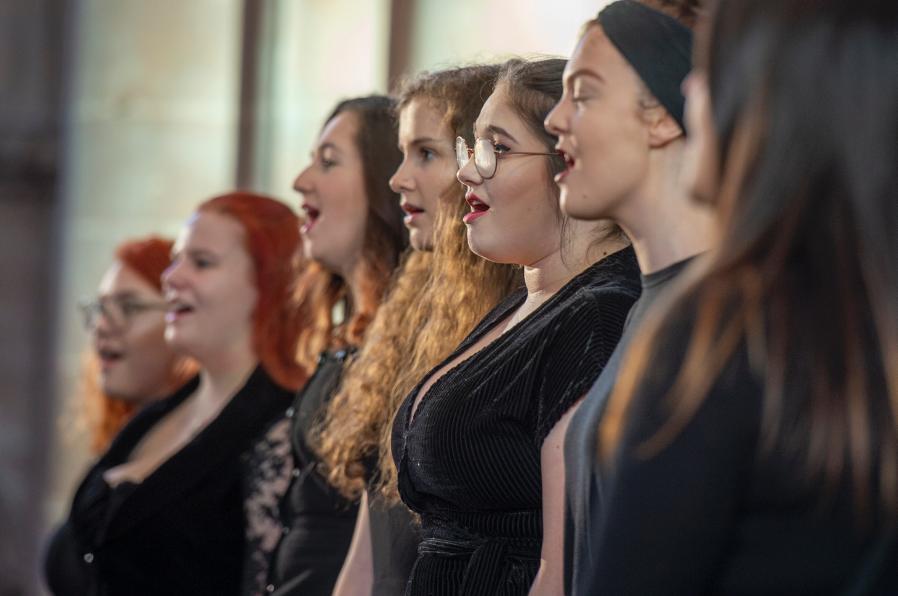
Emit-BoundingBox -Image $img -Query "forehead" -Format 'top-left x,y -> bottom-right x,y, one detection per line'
318,110 -> 360,152
98,260 -> 160,295
475,83 -> 533,141
398,98 -> 451,142
176,211 -> 246,253
566,25 -> 640,86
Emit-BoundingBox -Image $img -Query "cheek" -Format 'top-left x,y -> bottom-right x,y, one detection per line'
123,320 -> 171,371
483,173 -> 561,257
421,163 -> 457,212
126,318 -> 167,350
330,181 -> 368,240
226,278 -> 259,321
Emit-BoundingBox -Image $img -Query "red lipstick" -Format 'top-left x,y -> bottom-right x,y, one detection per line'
463,193 -> 490,224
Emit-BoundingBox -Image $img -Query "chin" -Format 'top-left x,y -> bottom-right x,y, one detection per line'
103,386 -> 142,402
164,329 -> 195,356
408,230 -> 432,252
560,190 -> 612,222
466,231 -> 514,265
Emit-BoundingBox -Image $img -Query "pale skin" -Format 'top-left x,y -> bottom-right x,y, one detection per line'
333,100 -> 456,596
297,110 -> 378,596
545,25 -> 714,276
418,83 -> 626,596
532,25 -> 716,595
103,212 -> 260,488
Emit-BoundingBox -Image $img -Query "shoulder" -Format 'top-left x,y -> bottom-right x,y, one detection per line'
546,279 -> 641,350
553,247 -> 642,327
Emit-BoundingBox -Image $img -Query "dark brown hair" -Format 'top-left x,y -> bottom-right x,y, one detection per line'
498,57 -> 625,249
602,0 -> 898,518
294,96 -> 407,369
496,58 -> 568,183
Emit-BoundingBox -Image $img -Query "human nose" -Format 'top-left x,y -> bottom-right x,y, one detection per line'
292,164 -> 314,195
389,157 -> 414,194
161,258 -> 186,292
456,151 -> 483,188
91,302 -> 116,335
544,92 -> 571,137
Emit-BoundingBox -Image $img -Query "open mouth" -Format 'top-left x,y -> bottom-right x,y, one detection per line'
556,149 -> 576,182
97,347 -> 124,367
301,204 -> 321,234
400,201 -> 426,224
165,300 -> 194,323
463,194 -> 491,224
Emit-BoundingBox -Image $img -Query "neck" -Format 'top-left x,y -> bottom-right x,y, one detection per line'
194,341 -> 258,409
522,221 -> 625,298
339,259 -> 365,330
617,144 -> 713,274
523,249 -> 577,299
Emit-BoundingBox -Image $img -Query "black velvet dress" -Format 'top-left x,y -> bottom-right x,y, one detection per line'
391,248 -> 641,596
43,366 -> 292,596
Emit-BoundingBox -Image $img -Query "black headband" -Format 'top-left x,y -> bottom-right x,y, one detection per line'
598,0 -> 693,133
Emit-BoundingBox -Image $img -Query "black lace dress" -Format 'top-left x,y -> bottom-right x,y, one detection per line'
391,248 -> 641,596
262,349 -> 359,596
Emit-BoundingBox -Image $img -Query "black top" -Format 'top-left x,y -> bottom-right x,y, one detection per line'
392,247 -> 641,596
564,257 -> 692,595
43,366 -> 292,596
265,349 -> 358,596
367,492 -> 421,596
587,297 -> 898,595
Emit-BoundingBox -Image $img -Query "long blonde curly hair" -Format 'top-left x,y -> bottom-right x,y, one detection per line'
313,65 -> 523,501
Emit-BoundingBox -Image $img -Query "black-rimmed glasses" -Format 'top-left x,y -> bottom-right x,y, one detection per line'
455,136 -> 559,180
79,295 -> 169,330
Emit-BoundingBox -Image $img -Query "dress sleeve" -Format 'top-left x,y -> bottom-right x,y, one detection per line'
585,323 -> 762,594
533,289 -> 637,446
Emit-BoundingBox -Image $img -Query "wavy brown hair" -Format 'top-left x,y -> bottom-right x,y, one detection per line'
601,0 -> 898,518
293,96 -> 408,370
313,65 -> 523,501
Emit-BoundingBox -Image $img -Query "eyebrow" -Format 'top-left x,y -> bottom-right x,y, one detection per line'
408,136 -> 446,146
104,290 -> 140,300
172,247 -> 219,261
473,123 -> 519,144
565,68 -> 605,86
309,141 -> 341,158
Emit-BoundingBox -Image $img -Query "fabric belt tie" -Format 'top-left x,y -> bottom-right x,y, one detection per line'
417,532 -> 539,596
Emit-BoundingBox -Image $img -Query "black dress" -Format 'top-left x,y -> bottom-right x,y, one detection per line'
588,298 -> 898,595
264,349 -> 359,596
563,257 -> 692,595
391,248 -> 641,596
43,366 -> 292,596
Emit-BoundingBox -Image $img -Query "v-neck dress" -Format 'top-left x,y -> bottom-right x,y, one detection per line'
390,248 -> 641,596
43,366 -> 292,596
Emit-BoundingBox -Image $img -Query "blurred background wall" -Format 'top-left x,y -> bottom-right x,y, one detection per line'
0,1 -> 607,593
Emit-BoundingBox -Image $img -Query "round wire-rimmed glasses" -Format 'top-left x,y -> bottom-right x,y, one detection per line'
455,136 -> 559,180
79,295 -> 169,330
